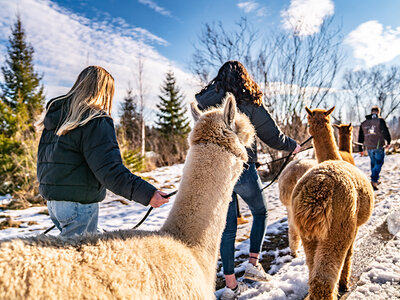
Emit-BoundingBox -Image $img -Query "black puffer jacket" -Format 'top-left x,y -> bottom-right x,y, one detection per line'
37,98 -> 157,205
195,85 -> 297,163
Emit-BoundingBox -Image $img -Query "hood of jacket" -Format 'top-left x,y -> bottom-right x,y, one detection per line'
195,83 -> 226,110
43,98 -> 70,131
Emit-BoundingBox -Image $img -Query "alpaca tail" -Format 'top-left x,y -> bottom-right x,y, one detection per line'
291,173 -> 334,240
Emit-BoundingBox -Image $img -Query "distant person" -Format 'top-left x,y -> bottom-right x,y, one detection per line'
37,66 -> 169,237
358,105 -> 391,190
195,61 -> 301,300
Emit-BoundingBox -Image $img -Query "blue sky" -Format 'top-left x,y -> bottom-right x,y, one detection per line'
1,0 -> 400,121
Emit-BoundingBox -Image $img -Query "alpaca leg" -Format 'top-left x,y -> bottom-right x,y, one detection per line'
287,209 -> 300,257
301,238 -> 318,275
308,240 -> 352,300
339,231 -> 357,292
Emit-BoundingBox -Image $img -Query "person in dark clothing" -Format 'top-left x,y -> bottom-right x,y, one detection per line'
37,66 -> 169,237
358,106 -> 391,190
195,61 -> 301,299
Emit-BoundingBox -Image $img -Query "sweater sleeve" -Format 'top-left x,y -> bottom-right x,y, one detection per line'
380,119 -> 392,144
251,104 -> 297,152
81,117 -> 157,206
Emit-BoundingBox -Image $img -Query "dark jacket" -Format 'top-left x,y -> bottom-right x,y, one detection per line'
37,98 -> 157,205
358,114 -> 391,151
195,86 -> 297,163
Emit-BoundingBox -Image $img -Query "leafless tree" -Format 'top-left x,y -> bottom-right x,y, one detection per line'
191,18 -> 258,85
134,54 -> 147,158
343,65 -> 400,122
190,17 -> 344,172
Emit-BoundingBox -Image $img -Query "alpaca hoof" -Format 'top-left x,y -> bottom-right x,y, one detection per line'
290,251 -> 298,258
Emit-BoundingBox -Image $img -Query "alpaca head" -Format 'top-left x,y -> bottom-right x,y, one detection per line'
190,94 -> 255,162
333,123 -> 353,138
305,106 -> 335,136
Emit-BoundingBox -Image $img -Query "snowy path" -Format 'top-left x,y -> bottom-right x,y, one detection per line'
0,153 -> 399,299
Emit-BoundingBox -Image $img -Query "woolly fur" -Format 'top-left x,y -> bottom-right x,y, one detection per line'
0,95 -> 255,300
291,107 -> 374,300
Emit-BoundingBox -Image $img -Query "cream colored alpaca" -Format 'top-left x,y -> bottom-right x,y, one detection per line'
0,95 -> 255,300
278,123 -> 355,257
291,107 -> 374,300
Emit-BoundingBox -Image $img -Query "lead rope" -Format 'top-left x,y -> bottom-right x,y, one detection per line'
261,136 -> 313,191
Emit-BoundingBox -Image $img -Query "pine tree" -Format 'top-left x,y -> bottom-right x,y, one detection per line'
0,16 -> 45,195
0,15 -> 44,135
156,70 -> 190,138
119,87 -> 141,149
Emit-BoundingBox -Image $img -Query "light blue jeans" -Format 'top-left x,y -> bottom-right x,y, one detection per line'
47,200 -> 99,238
367,148 -> 385,183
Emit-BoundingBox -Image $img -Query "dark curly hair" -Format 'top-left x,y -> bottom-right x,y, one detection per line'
198,60 -> 263,106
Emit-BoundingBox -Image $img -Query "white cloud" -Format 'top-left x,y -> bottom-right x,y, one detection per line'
345,21 -> 400,68
237,1 -> 266,17
0,0 -> 198,123
138,0 -> 172,17
281,0 -> 334,36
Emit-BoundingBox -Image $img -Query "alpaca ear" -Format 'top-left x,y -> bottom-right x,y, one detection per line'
348,123 -> 352,127
190,102 -> 202,122
305,106 -> 313,116
223,94 -> 236,129
324,106 -> 335,116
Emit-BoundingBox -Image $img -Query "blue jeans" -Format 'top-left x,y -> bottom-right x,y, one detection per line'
47,201 -> 99,238
220,163 -> 268,275
368,148 -> 385,183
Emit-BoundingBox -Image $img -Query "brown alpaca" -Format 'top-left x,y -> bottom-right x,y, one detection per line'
334,123 -> 355,165
291,107 -> 374,300
278,123 -> 355,257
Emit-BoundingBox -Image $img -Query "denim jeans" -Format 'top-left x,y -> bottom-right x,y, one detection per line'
367,148 -> 385,183
220,163 -> 268,275
47,200 -> 99,238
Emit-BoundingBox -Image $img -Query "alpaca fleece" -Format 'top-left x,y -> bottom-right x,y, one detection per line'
0,95 -> 255,300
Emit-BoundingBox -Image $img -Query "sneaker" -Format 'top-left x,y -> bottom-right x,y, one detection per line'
371,181 -> 379,191
243,262 -> 271,282
220,282 -> 248,300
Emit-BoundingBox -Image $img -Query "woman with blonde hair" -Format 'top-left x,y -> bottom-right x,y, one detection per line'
196,61 -> 300,299
37,66 -> 168,237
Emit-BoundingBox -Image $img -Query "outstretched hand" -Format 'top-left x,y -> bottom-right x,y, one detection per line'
149,190 -> 170,208
293,144 -> 302,154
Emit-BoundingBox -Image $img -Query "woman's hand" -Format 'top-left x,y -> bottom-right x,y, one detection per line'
293,144 -> 302,154
149,190 -> 170,208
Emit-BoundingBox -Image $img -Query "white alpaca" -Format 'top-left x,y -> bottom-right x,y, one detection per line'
0,95 -> 255,300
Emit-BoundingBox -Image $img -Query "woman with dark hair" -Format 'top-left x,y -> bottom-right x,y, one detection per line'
195,61 -> 300,299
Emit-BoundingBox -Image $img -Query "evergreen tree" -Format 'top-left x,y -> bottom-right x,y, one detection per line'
0,15 -> 44,135
0,16 -> 45,195
155,70 -> 190,138
119,87 -> 141,149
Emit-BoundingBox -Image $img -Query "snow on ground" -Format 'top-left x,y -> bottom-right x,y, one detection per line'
0,152 -> 399,299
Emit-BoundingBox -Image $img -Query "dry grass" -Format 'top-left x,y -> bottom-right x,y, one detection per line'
0,217 -> 22,230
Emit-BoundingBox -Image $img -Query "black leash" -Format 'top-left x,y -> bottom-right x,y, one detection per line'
131,190 -> 178,230
258,145 -> 314,166
261,136 -> 313,191
42,190 -> 178,234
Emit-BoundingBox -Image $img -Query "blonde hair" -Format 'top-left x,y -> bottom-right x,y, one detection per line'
37,66 -> 115,136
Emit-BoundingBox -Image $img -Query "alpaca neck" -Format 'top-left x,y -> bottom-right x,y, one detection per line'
338,134 -> 352,153
161,144 -> 242,262
313,126 -> 342,163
